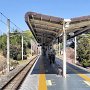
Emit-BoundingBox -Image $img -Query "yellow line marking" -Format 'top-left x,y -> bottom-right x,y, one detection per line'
78,74 -> 90,82
67,65 -> 90,82
38,74 -> 47,90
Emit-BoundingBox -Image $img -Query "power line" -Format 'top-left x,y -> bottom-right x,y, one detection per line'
0,12 -> 8,19
0,19 -> 19,32
0,12 -> 22,32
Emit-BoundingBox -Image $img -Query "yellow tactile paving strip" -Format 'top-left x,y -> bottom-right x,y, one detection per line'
68,65 -> 90,82
78,74 -> 90,82
38,60 -> 47,90
38,58 -> 90,90
38,74 -> 47,90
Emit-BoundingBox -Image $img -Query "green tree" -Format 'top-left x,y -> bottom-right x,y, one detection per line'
77,34 -> 90,67
0,34 -> 7,50
0,30 -> 35,60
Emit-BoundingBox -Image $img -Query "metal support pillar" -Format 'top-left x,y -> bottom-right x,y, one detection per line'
36,44 -> 38,55
7,19 -> 10,73
59,42 -> 61,56
22,33 -> 23,60
62,19 -> 71,78
51,42 -> 53,49
39,46 -> 42,55
63,26 -> 67,78
75,37 -> 77,64
31,39 -> 32,56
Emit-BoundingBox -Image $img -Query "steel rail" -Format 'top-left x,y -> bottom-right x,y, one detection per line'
1,56 -> 38,90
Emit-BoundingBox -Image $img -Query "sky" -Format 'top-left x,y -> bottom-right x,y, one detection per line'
0,0 -> 90,31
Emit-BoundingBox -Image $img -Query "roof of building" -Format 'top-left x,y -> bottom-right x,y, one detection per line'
25,11 -> 90,45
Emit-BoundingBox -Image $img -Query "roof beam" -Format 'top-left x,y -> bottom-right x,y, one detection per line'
36,32 -> 56,37
67,20 -> 90,32
30,19 -> 63,28
27,17 -> 38,42
32,23 -> 61,32
68,26 -> 90,39
34,27 -> 58,35
36,34 -> 54,39
36,36 -> 52,40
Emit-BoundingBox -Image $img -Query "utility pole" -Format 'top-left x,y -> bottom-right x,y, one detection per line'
22,32 -> 23,60
59,42 -> 61,56
63,19 -> 71,78
63,23 -> 67,78
7,19 -> 10,73
31,39 -> 32,56
75,37 -> 77,64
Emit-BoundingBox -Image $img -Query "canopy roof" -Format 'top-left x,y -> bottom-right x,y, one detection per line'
25,12 -> 90,45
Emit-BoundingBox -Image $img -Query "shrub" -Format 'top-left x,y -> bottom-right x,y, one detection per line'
10,60 -> 19,68
81,59 -> 90,67
77,34 -> 90,67
17,54 -> 22,60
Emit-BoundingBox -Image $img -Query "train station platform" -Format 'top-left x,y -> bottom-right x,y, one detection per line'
19,55 -> 90,90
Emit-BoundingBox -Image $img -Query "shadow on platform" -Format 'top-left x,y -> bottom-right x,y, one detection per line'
31,55 -> 90,75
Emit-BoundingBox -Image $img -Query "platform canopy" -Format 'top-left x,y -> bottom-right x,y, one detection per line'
25,12 -> 90,45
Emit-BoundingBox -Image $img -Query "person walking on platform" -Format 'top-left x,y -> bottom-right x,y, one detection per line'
51,49 -> 56,64
48,49 -> 56,64
48,50 -> 52,64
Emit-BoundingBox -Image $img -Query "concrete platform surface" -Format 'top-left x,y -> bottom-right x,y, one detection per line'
19,55 -> 90,90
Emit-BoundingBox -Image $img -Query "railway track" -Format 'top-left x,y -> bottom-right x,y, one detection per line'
1,56 -> 38,90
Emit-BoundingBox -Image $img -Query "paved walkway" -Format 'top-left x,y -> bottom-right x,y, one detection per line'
19,55 -> 90,90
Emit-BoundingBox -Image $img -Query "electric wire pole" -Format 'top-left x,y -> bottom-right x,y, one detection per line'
31,39 -> 32,56
22,32 -> 23,60
75,37 -> 77,64
63,23 -> 67,78
7,19 -> 10,73
63,19 -> 71,78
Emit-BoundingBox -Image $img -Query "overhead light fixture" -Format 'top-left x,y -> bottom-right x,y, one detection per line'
64,19 -> 71,28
